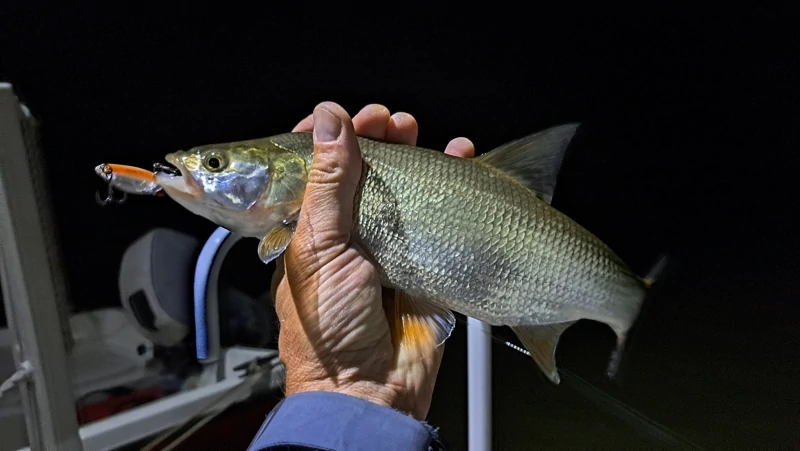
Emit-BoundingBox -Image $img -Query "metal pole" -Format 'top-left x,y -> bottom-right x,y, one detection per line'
467,317 -> 491,451
0,82 -> 83,450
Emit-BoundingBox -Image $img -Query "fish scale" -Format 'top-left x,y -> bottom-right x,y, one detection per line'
337,136 -> 643,329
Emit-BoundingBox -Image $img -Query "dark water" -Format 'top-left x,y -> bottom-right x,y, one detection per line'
1,6 -> 798,449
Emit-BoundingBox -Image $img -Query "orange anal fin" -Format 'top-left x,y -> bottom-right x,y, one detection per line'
393,291 -> 455,363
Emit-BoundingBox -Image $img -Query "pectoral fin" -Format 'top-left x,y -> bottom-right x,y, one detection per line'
257,221 -> 296,264
392,290 -> 456,360
510,321 -> 576,384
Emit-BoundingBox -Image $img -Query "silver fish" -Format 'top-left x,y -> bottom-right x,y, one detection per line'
154,124 -> 663,383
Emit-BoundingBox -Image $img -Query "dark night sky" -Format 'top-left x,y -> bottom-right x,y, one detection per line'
1,6 -> 798,448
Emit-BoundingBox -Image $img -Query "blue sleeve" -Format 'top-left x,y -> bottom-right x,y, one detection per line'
247,391 -> 444,451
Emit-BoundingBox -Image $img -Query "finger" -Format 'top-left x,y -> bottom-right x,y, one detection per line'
352,104 -> 391,140
292,113 -> 314,132
444,137 -> 475,158
292,101 -> 361,253
386,112 -> 418,145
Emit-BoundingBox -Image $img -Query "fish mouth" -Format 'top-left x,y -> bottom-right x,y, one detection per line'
153,153 -> 201,196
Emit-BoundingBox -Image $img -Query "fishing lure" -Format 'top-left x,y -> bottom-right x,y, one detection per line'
94,163 -> 164,206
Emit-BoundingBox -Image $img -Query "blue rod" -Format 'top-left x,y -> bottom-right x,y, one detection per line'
193,227 -> 231,361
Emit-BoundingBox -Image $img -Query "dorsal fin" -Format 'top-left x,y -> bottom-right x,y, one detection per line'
475,123 -> 580,204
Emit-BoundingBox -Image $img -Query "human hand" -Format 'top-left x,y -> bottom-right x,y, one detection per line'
271,102 -> 474,420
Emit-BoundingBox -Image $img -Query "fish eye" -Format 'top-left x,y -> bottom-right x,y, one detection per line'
204,154 -> 226,172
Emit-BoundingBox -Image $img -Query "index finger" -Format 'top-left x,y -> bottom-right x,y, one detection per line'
444,137 -> 475,158
292,114 -> 314,132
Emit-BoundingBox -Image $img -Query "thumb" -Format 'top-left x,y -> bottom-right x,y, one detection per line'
291,102 -> 362,262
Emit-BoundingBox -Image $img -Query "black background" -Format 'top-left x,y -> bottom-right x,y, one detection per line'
1,6 -> 798,449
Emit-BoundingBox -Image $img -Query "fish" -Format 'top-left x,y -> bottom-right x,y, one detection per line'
154,125 -> 664,384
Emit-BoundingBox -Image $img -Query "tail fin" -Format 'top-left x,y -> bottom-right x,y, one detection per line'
641,253 -> 668,289
607,253 -> 670,381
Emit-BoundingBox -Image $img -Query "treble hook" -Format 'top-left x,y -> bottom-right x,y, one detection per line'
95,183 -> 127,207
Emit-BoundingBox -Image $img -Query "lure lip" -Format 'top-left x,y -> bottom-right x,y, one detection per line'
94,163 -> 114,182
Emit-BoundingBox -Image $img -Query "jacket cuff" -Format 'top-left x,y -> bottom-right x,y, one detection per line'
248,391 -> 438,451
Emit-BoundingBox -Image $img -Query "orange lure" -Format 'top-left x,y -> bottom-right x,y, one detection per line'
94,163 -> 163,205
